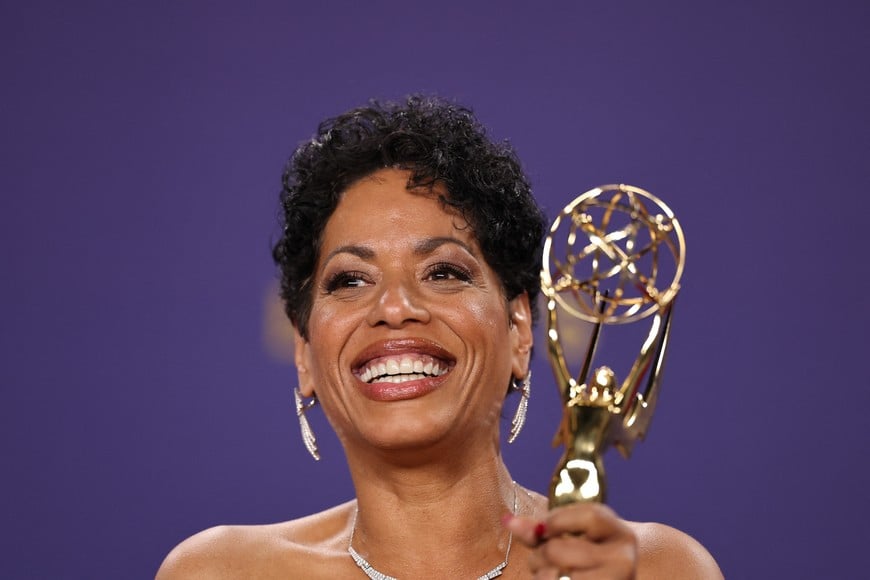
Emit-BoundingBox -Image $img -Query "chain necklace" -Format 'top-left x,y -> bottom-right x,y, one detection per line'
348,482 -> 518,580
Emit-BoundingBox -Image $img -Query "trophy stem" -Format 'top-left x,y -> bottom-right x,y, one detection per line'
549,404 -> 613,506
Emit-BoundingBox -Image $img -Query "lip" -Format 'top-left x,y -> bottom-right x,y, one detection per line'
351,338 -> 455,402
357,374 -> 448,402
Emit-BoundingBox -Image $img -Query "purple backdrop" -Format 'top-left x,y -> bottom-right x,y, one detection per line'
2,1 -> 868,578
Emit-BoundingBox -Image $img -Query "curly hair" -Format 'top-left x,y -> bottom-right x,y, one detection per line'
273,95 -> 546,339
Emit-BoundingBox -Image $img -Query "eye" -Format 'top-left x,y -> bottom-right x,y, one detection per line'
323,270 -> 371,293
425,262 -> 472,283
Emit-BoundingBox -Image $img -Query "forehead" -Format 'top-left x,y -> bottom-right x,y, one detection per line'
321,168 -> 477,250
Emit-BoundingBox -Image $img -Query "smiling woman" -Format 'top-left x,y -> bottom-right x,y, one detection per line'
294,168 -> 528,455
156,96 -> 722,579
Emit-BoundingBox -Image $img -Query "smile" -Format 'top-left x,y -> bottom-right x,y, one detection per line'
358,355 -> 449,384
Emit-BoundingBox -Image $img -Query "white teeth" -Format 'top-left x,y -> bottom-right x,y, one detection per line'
379,373 -> 427,383
359,355 -> 449,383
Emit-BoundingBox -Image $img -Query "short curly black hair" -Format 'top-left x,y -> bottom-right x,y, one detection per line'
273,95 -> 546,339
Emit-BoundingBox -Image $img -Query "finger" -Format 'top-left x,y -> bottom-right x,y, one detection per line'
532,568 -> 571,580
528,533 -> 637,577
545,502 -> 632,542
503,514 -> 549,547
527,534 -> 598,572
533,568 -> 597,580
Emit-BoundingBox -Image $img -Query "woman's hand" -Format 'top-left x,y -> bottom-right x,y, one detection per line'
505,503 -> 638,579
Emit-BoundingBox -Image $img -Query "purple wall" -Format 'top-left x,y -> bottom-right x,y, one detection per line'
2,1 -> 868,577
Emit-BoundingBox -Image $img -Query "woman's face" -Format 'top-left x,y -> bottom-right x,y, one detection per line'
294,168 -> 532,453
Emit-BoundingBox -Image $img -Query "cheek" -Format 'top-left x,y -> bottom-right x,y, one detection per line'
446,295 -> 510,345
304,306 -> 356,378
307,300 -> 359,340
467,294 -> 509,328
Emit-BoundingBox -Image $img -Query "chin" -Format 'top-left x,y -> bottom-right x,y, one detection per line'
359,413 -> 456,452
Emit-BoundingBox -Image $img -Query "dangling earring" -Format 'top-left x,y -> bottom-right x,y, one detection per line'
508,370 -> 531,444
294,387 -> 320,460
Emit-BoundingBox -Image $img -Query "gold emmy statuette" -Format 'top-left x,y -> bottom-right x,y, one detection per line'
542,184 -> 686,506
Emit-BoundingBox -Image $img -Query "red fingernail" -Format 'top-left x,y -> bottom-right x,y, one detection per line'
534,522 -> 547,540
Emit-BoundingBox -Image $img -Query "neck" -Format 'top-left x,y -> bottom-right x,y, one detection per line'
344,442 -> 517,577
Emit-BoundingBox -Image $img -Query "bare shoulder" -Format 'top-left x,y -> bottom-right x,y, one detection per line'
155,502 -> 355,580
628,521 -> 723,580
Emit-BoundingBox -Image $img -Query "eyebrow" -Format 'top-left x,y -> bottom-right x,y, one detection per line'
412,236 -> 476,257
321,236 -> 476,267
322,245 -> 375,265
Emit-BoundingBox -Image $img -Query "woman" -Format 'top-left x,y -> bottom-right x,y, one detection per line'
157,96 -> 722,579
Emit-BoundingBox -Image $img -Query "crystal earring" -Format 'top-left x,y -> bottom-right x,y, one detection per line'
294,387 -> 320,460
508,370 -> 531,443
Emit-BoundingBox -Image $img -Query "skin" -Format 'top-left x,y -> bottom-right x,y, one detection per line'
156,168 -> 722,579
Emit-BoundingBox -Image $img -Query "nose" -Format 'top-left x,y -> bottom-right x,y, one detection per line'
365,275 -> 431,328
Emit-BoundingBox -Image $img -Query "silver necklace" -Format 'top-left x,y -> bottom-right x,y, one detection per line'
348,483 -> 518,580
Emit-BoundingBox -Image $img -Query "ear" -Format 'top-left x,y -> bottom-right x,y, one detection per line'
508,292 -> 533,380
293,327 -> 316,397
